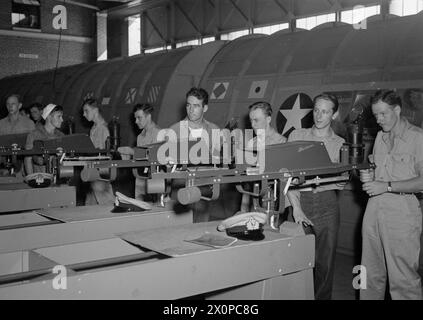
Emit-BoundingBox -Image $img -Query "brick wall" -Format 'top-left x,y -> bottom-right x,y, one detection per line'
41,0 -> 96,37
0,0 -> 97,79
0,1 -> 11,30
0,35 -> 93,79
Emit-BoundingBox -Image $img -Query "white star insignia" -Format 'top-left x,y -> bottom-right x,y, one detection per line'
279,94 -> 312,135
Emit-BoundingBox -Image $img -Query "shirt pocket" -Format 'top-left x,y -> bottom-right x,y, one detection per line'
390,153 -> 415,179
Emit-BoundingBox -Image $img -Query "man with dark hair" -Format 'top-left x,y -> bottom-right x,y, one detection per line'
359,90 -> 423,300
286,92 -> 345,300
24,104 -> 65,175
118,103 -> 161,200
133,103 -> 161,147
82,98 -> 115,206
0,94 -> 35,135
167,87 -> 221,222
29,102 -> 44,128
168,87 -> 220,148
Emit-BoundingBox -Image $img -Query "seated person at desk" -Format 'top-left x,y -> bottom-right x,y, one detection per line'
0,94 -> 35,135
82,98 -> 115,205
118,103 -> 161,200
24,104 -> 65,175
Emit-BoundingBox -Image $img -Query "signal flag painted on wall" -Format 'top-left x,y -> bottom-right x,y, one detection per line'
84,92 -> 94,101
125,88 -> 137,104
210,82 -> 229,100
248,80 -> 268,99
102,97 -> 111,105
147,86 -> 161,104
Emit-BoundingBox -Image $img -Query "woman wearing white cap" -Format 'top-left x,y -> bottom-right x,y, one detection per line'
24,104 -> 65,174
82,98 -> 115,206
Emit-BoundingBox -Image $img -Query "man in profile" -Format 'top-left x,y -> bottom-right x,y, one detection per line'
359,90 -> 423,300
24,104 -> 65,175
118,103 -> 162,200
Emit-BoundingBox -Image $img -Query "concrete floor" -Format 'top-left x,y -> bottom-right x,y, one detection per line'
332,253 -> 358,300
332,253 -> 423,300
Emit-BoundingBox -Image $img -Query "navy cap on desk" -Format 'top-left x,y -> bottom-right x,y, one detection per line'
24,172 -> 53,188
217,212 -> 267,241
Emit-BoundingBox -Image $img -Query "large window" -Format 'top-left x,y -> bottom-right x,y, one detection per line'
390,0 -> 423,16
201,36 -> 215,44
144,46 -> 170,54
128,14 -> 141,56
340,5 -> 380,24
176,39 -> 199,48
253,22 -> 289,35
11,0 -> 40,29
296,13 -> 336,30
221,29 -> 249,41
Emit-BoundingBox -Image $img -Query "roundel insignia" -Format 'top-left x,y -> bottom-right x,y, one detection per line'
277,93 -> 313,138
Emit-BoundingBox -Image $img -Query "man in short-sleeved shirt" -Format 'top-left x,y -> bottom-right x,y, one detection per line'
0,94 -> 35,135
167,88 -> 222,222
118,103 -> 161,200
241,101 -> 286,212
168,88 -> 221,159
287,93 -> 345,300
246,102 -> 286,150
25,104 -> 64,174
359,90 -> 423,300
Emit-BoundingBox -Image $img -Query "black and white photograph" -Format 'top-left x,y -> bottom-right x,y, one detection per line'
0,0 -> 422,304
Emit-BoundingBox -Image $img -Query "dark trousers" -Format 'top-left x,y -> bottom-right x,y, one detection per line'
296,190 -> 340,300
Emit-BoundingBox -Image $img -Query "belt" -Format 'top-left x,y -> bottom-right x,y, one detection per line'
393,192 -> 423,200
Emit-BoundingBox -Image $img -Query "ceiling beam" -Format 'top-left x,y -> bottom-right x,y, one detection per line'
229,0 -> 249,22
144,11 -> 166,43
174,1 -> 201,34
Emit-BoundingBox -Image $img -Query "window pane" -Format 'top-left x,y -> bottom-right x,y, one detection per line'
176,39 -> 199,48
128,15 -> 141,56
296,13 -> 336,30
253,23 -> 289,34
221,29 -> 249,40
145,47 -> 163,54
12,2 -> 40,29
390,0 -> 423,16
202,36 -> 215,44
341,5 -> 380,24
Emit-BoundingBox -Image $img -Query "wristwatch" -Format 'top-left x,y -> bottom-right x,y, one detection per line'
387,181 -> 392,193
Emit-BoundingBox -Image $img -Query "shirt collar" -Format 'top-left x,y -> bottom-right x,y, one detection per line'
310,125 -> 337,140
183,117 -> 208,129
93,119 -> 107,128
382,117 -> 409,142
7,114 -> 22,123
141,121 -> 157,136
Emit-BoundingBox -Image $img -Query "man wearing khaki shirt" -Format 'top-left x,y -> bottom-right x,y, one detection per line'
287,93 -> 345,300
0,94 -> 35,135
359,90 -> 423,300
118,103 -> 161,200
